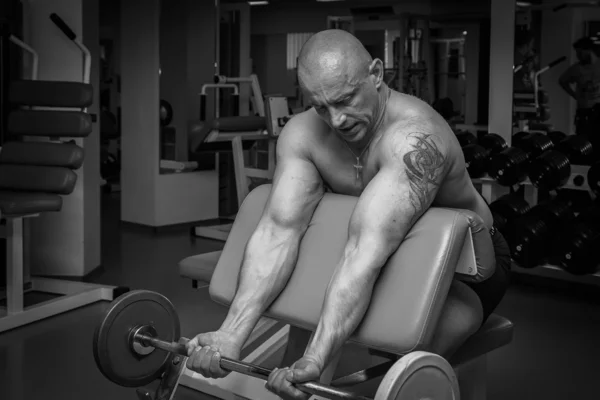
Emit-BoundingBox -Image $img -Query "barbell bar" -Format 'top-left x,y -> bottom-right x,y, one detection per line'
132,329 -> 371,400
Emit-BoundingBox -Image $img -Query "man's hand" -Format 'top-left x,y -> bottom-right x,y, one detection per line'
265,356 -> 322,400
185,331 -> 242,379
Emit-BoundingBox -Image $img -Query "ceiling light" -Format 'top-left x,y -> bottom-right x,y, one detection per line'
248,1 -> 269,5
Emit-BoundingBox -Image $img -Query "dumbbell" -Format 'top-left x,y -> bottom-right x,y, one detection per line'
504,197 -> 575,269
462,133 -> 507,178
587,161 -> 600,195
488,193 -> 532,236
487,132 -> 553,187
549,203 -> 600,275
454,129 -> 477,147
547,130 -> 567,146
555,188 -> 594,214
94,290 -> 460,400
527,135 -> 594,190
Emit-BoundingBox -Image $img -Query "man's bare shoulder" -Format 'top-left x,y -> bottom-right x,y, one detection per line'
382,99 -> 451,164
277,108 -> 329,158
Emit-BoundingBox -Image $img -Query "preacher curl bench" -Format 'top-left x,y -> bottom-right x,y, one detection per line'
93,184 -> 514,400
176,185 -> 514,399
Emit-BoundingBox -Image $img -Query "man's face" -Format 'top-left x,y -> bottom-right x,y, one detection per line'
300,62 -> 380,143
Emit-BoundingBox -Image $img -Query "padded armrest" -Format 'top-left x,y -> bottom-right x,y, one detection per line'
209,184 -> 476,355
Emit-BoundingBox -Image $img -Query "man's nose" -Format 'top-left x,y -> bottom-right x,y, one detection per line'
329,108 -> 346,128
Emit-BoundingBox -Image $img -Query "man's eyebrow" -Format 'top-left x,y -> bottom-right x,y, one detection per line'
331,88 -> 358,103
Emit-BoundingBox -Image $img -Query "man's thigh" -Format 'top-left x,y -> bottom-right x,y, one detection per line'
428,280 -> 483,358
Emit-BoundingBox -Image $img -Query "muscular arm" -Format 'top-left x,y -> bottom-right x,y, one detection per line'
304,127 -> 449,370
219,118 -> 325,345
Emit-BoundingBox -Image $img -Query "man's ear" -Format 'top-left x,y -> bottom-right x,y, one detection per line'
369,58 -> 384,89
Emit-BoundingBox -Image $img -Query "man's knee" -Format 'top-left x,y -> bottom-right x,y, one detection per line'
447,281 -> 484,332
429,281 -> 483,358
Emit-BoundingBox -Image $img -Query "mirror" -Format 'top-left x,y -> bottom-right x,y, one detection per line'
512,2 -> 600,161
430,24 -> 472,127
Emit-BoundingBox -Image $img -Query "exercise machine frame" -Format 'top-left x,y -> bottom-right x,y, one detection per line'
0,14 -> 122,333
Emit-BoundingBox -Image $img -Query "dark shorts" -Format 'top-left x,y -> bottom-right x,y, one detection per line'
465,227 -> 511,324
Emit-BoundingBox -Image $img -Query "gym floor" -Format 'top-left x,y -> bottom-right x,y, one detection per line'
1,193 -> 599,400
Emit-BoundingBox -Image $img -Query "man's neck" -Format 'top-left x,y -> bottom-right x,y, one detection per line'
353,85 -> 390,152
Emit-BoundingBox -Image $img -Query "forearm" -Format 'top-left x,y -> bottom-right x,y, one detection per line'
304,245 -> 387,369
220,226 -> 301,343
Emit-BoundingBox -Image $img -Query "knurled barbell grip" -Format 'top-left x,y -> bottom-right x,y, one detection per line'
137,334 -> 372,400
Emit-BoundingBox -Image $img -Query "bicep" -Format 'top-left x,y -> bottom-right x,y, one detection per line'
261,126 -> 324,233
348,131 -> 449,253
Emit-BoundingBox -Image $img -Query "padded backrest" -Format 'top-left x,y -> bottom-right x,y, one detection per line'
0,141 -> 84,169
210,184 -> 473,355
0,165 -> 77,195
10,80 -> 93,108
9,110 -> 92,138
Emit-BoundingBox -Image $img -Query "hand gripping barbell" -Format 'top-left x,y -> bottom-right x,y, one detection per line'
93,290 -> 460,400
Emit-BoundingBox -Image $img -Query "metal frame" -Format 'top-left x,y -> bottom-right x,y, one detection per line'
0,215 -> 120,333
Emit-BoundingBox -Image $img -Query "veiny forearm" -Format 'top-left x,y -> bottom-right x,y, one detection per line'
304,247 -> 386,369
220,227 -> 301,344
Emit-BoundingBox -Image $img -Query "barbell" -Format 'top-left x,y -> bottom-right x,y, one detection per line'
94,290 -> 461,400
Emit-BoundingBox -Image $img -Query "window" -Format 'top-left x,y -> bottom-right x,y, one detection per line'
286,33 -> 314,70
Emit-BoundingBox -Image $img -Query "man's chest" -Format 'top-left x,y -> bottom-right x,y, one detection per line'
310,135 -> 383,197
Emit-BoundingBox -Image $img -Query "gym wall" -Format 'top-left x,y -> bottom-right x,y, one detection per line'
159,0 -> 189,160
120,0 -> 219,227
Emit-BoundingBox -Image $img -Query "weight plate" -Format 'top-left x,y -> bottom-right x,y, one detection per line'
93,290 -> 181,387
374,351 -> 459,400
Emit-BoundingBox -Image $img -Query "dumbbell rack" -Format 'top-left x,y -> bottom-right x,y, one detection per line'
473,169 -> 600,287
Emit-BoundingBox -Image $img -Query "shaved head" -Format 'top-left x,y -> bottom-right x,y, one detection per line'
298,29 -> 373,88
296,29 -> 387,145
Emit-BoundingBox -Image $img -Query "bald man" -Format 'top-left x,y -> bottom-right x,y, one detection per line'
185,30 -> 511,400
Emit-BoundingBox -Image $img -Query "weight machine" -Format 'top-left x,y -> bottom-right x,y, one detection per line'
0,14 -> 124,333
